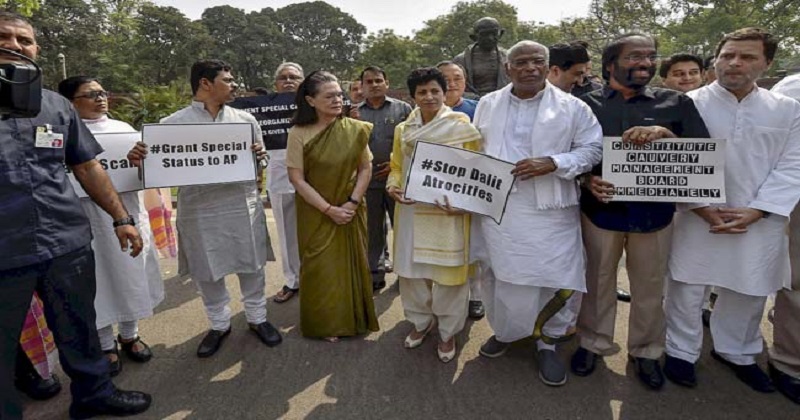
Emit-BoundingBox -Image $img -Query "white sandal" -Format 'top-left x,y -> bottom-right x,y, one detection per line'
437,337 -> 457,363
404,321 -> 435,349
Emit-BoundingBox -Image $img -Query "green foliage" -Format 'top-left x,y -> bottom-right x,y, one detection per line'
111,82 -> 191,130
357,30 -> 428,85
274,1 -> 366,76
0,0 -> 40,15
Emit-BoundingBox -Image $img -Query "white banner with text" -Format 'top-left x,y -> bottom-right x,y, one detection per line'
69,132 -> 143,198
404,141 -> 516,223
602,136 -> 726,203
141,123 -> 256,189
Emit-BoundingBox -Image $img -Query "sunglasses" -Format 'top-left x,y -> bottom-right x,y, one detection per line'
74,90 -> 109,100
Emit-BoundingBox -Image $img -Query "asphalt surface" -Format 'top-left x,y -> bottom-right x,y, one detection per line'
22,210 -> 798,419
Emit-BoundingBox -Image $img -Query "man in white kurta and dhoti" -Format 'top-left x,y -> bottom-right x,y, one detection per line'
130,60 -> 282,358
663,28 -> 800,394
59,75 -> 164,377
472,41 -> 602,386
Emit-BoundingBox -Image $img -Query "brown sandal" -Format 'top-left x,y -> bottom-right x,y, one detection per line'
273,285 -> 298,303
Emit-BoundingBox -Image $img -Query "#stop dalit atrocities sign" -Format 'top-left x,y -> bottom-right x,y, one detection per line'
141,122 -> 256,188
602,137 -> 726,203
404,141 -> 516,223
68,132 -> 143,198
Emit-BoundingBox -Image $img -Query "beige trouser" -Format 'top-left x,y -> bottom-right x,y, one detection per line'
770,206 -> 800,378
399,277 -> 469,342
577,214 -> 672,359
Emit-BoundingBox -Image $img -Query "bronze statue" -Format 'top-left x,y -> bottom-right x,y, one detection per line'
453,17 -> 510,97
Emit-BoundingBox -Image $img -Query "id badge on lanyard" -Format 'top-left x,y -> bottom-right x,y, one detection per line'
35,124 -> 64,148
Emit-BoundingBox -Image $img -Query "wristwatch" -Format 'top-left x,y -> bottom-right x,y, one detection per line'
113,215 -> 136,228
346,196 -> 360,206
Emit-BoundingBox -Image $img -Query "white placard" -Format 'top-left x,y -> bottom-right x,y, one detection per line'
68,132 -> 143,198
404,141 -> 516,223
602,137 -> 726,203
141,123 -> 256,189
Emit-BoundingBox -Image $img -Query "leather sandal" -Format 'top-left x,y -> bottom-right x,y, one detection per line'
118,335 -> 153,363
104,341 -> 122,377
273,285 -> 298,303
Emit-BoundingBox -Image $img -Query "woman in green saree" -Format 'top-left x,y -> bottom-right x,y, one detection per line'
286,71 -> 380,342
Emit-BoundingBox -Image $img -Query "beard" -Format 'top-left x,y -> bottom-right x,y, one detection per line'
612,63 -> 655,90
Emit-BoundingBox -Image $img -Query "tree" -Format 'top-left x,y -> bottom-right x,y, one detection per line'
274,1 -> 365,76
356,30 -> 428,85
135,4 -> 211,86
201,6 -> 284,89
414,0 -> 521,63
0,0 -> 40,15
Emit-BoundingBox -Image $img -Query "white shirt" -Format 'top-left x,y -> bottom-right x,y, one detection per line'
669,82 -> 800,296
501,90 -> 543,162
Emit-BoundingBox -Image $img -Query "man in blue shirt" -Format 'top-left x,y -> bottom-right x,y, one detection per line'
571,33 -> 710,391
0,11 -> 151,419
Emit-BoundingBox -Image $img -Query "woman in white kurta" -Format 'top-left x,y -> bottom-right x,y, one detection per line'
387,67 -> 483,363
59,77 -> 164,376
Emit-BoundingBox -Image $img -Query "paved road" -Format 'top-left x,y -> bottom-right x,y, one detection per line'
23,210 -> 798,419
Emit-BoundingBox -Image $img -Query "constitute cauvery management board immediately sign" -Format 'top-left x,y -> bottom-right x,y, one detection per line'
602,137 -> 726,203
141,123 -> 257,189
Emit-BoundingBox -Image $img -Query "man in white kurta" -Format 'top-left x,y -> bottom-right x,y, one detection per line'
770,73 -> 800,404
473,41 -> 602,386
269,62 -> 303,303
133,60 -> 281,357
663,29 -> 800,393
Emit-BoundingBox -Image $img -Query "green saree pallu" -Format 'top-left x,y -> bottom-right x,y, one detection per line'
296,118 -> 380,338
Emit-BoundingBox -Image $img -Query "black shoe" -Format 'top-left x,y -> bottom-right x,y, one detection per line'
769,362 -> 800,404
384,259 -> 394,273
69,389 -> 152,419
468,300 -> 485,320
197,328 -> 231,358
373,279 -> 386,292
616,288 -> 631,302
570,347 -> 598,377
249,321 -> 282,347
711,350 -> 774,393
629,356 -> 665,390
478,336 -> 510,358
664,354 -> 697,388
118,335 -> 153,363
14,371 -> 62,401
104,341 -> 122,377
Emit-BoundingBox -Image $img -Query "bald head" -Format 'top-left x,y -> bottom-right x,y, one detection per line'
508,41 -> 549,63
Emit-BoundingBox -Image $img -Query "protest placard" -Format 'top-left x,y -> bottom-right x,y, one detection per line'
231,93 -> 296,150
68,132 -> 143,198
602,137 -> 726,203
141,123 -> 256,189
404,141 -> 516,223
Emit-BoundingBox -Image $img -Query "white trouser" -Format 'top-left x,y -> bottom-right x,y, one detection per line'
399,278 -> 469,342
98,321 -> 139,351
270,192 -> 301,290
483,268 -> 572,351
666,279 -> 767,365
468,262 -> 483,301
196,268 -> 267,331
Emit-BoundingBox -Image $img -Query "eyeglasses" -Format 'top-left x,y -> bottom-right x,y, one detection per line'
622,54 -> 662,64
74,90 -> 108,100
277,75 -> 303,82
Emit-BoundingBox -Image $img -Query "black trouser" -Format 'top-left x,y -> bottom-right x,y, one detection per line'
366,187 -> 395,285
1,245 -> 113,419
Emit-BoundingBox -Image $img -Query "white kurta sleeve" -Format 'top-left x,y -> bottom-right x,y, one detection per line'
749,102 -> 800,217
550,101 -> 603,180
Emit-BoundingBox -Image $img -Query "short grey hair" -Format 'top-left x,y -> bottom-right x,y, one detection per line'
274,62 -> 304,81
507,41 -> 549,64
